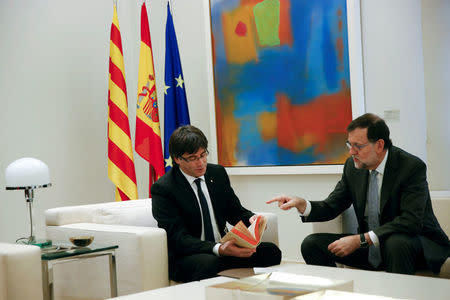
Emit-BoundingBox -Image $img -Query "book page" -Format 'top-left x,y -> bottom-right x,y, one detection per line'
220,215 -> 267,248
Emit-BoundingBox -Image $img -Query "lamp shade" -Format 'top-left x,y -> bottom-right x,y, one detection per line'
5,157 -> 51,189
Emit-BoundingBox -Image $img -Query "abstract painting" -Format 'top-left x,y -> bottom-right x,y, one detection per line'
210,0 -> 353,167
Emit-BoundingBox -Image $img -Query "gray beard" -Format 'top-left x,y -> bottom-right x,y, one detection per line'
353,156 -> 368,170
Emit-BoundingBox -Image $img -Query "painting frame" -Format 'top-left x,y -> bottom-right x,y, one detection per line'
203,0 -> 365,175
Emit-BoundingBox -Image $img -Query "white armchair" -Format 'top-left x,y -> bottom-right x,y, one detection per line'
0,242 -> 43,300
45,199 -> 279,298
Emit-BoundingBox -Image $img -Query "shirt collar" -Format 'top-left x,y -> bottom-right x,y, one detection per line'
375,149 -> 389,176
179,168 -> 205,185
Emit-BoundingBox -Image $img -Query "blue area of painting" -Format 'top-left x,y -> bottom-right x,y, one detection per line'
322,15 -> 339,91
211,0 -> 350,166
233,92 -> 276,117
240,139 -> 322,166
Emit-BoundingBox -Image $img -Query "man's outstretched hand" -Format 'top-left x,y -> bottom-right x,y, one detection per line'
266,195 -> 307,213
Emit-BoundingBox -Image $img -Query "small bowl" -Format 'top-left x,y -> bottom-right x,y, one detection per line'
69,236 -> 94,247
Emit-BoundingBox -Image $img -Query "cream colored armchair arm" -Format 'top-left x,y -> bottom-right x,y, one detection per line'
258,212 -> 279,246
46,223 -> 168,298
225,212 -> 279,246
0,243 -> 43,300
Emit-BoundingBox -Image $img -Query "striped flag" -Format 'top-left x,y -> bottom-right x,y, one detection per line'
135,2 -> 164,196
107,4 -> 138,201
164,2 -> 190,172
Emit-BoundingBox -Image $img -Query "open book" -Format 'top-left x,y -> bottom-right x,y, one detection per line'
220,215 -> 267,248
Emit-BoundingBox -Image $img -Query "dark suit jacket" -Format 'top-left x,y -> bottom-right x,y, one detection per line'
151,163 -> 254,268
304,146 -> 449,272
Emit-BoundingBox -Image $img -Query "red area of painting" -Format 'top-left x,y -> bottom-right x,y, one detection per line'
235,21 -> 247,36
240,0 -> 265,5
279,0 -> 293,46
276,90 -> 352,153
211,33 -> 216,65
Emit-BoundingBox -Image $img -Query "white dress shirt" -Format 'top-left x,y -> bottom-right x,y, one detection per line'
179,169 -> 222,255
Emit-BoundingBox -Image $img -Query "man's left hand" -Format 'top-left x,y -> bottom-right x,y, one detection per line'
327,235 -> 360,257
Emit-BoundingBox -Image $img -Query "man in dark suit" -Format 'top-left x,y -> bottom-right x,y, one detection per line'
152,125 -> 281,282
268,113 -> 449,275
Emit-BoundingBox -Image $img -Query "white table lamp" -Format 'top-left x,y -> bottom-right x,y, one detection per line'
5,157 -> 52,246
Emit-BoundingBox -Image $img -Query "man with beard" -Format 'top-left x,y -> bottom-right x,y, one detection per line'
268,113 -> 449,275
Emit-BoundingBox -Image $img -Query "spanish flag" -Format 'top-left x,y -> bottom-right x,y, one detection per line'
107,4 -> 138,201
135,2 -> 165,196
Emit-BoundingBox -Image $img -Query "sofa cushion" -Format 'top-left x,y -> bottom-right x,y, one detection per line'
92,203 -> 156,227
46,199 -> 157,227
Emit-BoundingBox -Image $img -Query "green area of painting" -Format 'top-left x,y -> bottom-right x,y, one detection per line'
253,0 -> 280,46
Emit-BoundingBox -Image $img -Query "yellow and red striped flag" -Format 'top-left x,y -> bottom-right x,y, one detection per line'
107,4 -> 138,201
135,2 -> 164,196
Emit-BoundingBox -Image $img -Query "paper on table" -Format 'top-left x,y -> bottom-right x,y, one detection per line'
266,272 -> 353,296
292,289 -> 409,300
254,266 -> 283,274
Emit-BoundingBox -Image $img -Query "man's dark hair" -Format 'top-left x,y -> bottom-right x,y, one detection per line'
169,125 -> 208,161
347,113 -> 392,149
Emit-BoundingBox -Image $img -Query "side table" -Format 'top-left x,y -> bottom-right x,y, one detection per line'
41,243 -> 118,300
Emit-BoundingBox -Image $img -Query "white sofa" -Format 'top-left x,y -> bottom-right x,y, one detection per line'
0,242 -> 43,300
45,199 -> 279,299
312,191 -> 450,278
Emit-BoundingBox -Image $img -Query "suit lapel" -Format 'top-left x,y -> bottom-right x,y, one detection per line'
204,167 -> 217,207
173,166 -> 200,209
380,148 -> 398,213
355,169 -> 369,222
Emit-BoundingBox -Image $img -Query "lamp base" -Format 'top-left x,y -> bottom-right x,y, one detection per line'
17,238 -> 52,248
32,239 -> 52,248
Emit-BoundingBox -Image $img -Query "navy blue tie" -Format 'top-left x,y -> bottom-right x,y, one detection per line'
194,178 -> 215,242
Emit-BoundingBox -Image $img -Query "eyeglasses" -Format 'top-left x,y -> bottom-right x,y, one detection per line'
179,150 -> 209,162
345,141 -> 370,151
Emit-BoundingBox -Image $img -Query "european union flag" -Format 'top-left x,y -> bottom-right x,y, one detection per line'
164,2 -> 190,172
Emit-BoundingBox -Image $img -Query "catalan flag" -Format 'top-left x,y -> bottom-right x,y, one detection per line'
107,4 -> 138,201
135,2 -> 164,196
164,2 -> 190,171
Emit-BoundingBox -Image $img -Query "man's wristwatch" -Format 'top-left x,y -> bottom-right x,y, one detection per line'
360,233 -> 369,248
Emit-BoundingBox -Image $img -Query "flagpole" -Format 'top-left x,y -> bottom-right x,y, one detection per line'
168,0 -> 174,17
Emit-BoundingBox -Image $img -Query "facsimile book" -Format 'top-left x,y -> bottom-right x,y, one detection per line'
220,215 -> 267,248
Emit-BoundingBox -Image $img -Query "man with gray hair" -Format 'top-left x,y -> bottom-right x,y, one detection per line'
268,113 -> 449,275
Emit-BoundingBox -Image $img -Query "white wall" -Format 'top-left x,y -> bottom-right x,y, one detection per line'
0,0 -> 448,262
422,0 -> 450,190
361,0 -> 427,161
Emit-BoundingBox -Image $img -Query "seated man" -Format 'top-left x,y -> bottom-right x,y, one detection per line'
152,125 -> 281,282
268,113 -> 449,275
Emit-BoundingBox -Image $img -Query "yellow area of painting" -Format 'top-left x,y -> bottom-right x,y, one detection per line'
216,96 -> 238,166
222,5 -> 257,64
258,112 -> 276,141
